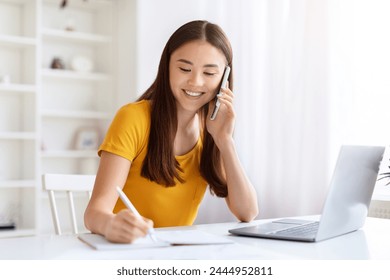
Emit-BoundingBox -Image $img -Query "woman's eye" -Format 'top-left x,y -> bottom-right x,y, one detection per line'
179,67 -> 191,72
204,72 -> 216,76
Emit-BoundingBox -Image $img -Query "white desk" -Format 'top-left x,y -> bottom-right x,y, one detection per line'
1,217 -> 390,260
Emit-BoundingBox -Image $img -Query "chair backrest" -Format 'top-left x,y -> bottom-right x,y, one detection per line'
42,173 -> 95,235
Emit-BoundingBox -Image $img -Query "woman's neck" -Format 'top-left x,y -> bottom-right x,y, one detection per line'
174,109 -> 200,156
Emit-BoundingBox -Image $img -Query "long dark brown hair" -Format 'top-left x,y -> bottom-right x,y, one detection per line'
137,20 -> 233,197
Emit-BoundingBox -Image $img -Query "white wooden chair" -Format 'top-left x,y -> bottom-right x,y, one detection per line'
42,173 -> 95,235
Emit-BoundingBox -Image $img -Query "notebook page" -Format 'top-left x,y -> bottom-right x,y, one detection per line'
78,230 -> 233,250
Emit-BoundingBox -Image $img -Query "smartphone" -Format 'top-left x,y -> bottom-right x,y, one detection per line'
210,65 -> 231,120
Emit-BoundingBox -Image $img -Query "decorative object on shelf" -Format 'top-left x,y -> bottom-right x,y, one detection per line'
0,203 -> 17,230
64,17 -> 75,32
50,57 -> 65,70
60,0 -> 88,9
0,74 -> 10,84
41,141 -> 47,151
74,127 -> 99,150
71,55 -> 94,73
0,221 -> 15,230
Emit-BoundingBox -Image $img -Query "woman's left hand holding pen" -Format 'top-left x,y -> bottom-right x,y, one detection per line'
103,210 -> 154,243
84,151 -> 154,244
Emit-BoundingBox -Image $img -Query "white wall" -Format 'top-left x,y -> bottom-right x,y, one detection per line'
329,0 -> 390,146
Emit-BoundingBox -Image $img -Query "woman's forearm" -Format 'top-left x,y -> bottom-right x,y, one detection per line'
218,137 -> 259,221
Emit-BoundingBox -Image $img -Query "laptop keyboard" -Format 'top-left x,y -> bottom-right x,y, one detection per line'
274,222 -> 319,237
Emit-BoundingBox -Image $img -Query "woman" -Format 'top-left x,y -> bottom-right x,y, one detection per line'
84,20 -> 258,243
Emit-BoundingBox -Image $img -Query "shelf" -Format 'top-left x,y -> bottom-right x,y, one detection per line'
41,68 -> 111,81
0,180 -> 36,188
0,34 -> 36,48
41,28 -> 111,44
0,132 -> 37,140
0,228 -> 35,238
43,0 -> 112,10
41,109 -> 110,119
41,150 -> 98,158
0,83 -> 36,93
0,0 -> 32,4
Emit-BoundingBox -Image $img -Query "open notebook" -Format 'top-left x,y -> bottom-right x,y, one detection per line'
78,230 -> 233,250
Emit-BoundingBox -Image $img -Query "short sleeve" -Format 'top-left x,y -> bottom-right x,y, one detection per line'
98,100 -> 150,161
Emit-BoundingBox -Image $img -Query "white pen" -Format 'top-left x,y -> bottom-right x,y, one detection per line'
116,186 -> 158,242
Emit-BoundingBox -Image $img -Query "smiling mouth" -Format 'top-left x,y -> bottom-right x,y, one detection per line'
184,90 -> 203,97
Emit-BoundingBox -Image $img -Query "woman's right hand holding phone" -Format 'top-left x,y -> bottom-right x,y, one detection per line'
206,85 -> 236,148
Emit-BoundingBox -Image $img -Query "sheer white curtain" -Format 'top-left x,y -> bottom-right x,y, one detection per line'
195,0 -> 332,222
228,0 -> 330,220
328,0 -> 390,196
132,0 -> 339,223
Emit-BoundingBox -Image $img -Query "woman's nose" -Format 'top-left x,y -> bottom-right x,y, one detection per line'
188,71 -> 204,86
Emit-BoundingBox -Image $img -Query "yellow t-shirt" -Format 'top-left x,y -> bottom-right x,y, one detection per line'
98,100 -> 208,227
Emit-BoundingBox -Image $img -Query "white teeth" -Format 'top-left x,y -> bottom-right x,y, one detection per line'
185,90 -> 202,97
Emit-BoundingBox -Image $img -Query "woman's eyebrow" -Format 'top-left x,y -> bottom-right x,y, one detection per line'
203,63 -> 219,68
177,59 -> 193,65
177,59 -> 219,68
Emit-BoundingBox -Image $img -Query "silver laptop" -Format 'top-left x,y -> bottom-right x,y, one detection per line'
229,145 -> 385,242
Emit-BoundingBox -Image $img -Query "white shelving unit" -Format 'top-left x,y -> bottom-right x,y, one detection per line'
0,0 -> 38,237
40,0 -> 113,163
0,0 -> 116,237
38,0 -> 114,234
